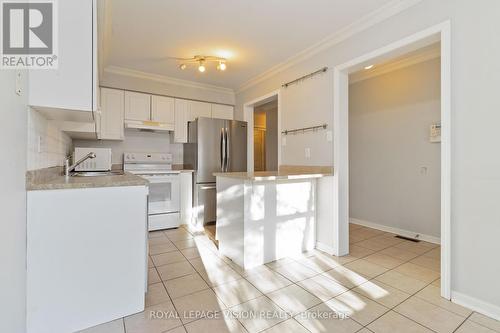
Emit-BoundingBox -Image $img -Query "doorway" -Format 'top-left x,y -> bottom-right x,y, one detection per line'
243,90 -> 281,172
333,22 -> 451,299
349,42 -> 441,243
253,99 -> 278,171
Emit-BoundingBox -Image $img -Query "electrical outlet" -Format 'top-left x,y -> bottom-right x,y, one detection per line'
305,148 -> 311,159
282,137 -> 287,146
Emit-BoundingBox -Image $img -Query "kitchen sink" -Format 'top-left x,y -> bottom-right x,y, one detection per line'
69,171 -> 125,177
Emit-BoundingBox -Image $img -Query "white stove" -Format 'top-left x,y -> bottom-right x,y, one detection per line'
124,152 -> 180,231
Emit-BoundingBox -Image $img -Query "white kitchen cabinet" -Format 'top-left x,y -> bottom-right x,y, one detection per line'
174,98 -> 190,143
211,104 -> 234,120
188,100 -> 212,121
99,88 -> 124,140
125,91 -> 151,121
152,95 -> 175,125
27,185 -> 148,333
29,0 -> 97,120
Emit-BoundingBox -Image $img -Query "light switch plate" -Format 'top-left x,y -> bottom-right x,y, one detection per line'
37,136 -> 42,153
326,130 -> 333,142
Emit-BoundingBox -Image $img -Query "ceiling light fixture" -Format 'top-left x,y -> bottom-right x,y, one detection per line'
217,61 -> 226,71
173,55 -> 228,73
198,60 -> 206,73
364,65 -> 374,70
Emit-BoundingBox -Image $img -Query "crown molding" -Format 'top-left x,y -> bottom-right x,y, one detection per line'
236,0 -> 423,93
103,66 -> 235,95
349,43 -> 440,84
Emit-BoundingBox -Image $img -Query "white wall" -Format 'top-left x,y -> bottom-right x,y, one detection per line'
235,0 -> 500,314
0,70 -> 28,333
101,69 -> 235,105
27,108 -> 73,170
349,58 -> 441,238
73,130 -> 183,165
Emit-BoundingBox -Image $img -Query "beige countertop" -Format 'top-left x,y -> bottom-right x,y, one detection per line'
26,167 -> 149,191
213,170 -> 333,181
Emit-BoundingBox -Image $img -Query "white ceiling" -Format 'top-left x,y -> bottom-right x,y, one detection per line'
104,0 -> 397,90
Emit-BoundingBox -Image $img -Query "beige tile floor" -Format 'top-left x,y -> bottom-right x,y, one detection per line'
80,223 -> 500,333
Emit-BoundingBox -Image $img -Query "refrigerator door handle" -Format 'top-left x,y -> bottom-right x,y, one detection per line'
220,128 -> 226,171
224,127 -> 230,172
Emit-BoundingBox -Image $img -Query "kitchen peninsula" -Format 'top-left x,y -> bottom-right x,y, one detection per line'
214,166 -> 333,269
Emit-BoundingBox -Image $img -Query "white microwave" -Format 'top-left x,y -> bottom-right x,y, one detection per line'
74,147 -> 112,171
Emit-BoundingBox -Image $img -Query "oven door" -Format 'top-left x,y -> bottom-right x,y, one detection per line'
142,174 -> 180,215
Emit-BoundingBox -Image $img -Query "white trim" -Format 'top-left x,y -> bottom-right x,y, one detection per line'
333,68 -> 350,257
333,21 -> 451,299
350,218 -> 441,245
440,21 -> 452,302
315,242 -> 336,256
237,0 -> 423,93
97,0 -> 112,81
349,43 -> 440,84
103,66 -> 235,94
243,90 -> 282,172
452,291 -> 500,322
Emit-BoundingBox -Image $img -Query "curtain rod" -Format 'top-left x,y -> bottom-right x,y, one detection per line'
282,123 -> 327,135
282,67 -> 328,88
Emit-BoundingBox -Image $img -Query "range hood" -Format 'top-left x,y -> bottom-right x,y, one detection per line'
124,119 -> 174,132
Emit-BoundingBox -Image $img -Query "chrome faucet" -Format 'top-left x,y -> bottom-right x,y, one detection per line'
64,152 -> 96,176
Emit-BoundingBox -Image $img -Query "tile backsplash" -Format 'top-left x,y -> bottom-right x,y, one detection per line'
27,108 -> 72,171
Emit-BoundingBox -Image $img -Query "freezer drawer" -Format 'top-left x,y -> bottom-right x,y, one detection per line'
195,183 -> 216,225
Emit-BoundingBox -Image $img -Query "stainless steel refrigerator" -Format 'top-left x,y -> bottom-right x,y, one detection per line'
184,117 -> 247,226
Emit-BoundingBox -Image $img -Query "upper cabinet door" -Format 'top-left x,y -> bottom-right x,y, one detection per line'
174,99 -> 189,143
211,104 -> 234,120
28,0 -> 96,114
151,95 -> 175,124
125,92 -> 151,121
188,101 -> 212,121
100,88 -> 124,140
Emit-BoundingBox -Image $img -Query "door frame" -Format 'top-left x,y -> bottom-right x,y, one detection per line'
243,89 -> 281,172
333,21 -> 451,299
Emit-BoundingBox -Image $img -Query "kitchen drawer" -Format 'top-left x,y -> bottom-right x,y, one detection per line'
149,213 -> 180,231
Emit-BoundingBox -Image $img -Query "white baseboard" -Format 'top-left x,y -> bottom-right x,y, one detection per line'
452,291 -> 500,321
315,242 -> 336,256
350,218 -> 441,245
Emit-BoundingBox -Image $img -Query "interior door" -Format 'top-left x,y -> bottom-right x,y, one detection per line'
253,128 -> 266,171
226,120 -> 248,172
197,117 -> 225,183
